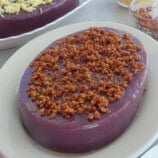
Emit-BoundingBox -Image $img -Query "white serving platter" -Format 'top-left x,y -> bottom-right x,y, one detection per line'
0,22 -> 158,158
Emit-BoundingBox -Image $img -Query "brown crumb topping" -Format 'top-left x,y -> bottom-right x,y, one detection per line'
134,7 -> 152,19
132,7 -> 158,31
27,27 -> 145,120
144,88 -> 147,92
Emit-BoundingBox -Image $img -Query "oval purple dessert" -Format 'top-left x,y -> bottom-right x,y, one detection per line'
0,0 -> 79,38
19,27 -> 147,153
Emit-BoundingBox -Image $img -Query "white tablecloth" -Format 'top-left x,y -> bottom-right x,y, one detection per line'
0,0 -> 157,157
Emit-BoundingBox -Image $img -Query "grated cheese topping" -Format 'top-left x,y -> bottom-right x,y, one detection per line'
121,0 -> 131,5
0,0 -> 53,16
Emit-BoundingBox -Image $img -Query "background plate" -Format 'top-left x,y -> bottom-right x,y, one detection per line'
0,22 -> 158,158
0,0 -> 91,49
116,0 -> 129,8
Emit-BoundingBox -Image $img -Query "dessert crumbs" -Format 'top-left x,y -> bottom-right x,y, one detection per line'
144,88 -> 147,92
134,7 -> 153,20
27,27 -> 145,121
32,108 -> 37,112
133,7 -> 158,31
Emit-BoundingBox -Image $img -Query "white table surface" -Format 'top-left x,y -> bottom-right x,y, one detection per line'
0,0 -> 157,157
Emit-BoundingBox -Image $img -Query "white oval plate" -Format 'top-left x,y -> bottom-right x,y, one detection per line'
0,0 -> 91,49
116,0 -> 130,8
0,22 -> 158,158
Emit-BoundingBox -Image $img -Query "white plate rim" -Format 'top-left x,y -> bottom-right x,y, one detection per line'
0,0 -> 91,41
0,21 -> 158,158
116,0 -> 129,8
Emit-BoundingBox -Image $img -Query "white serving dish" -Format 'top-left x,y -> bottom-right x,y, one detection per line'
0,22 -> 158,158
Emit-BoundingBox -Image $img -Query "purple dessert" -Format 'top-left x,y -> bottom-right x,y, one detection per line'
19,27 -> 147,153
0,153 -> 4,158
0,0 -> 79,38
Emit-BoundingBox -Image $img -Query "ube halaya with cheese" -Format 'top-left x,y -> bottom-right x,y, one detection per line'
0,0 -> 79,38
19,27 -> 147,153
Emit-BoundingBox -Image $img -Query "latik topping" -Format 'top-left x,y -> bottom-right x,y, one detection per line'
27,28 -> 144,120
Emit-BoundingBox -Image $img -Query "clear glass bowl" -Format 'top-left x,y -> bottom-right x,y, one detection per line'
129,0 -> 158,40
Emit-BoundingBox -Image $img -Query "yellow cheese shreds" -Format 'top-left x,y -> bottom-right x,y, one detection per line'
0,0 -> 53,16
121,0 -> 131,5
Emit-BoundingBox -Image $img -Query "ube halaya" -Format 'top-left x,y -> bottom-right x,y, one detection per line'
0,0 -> 79,38
19,27 -> 147,153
